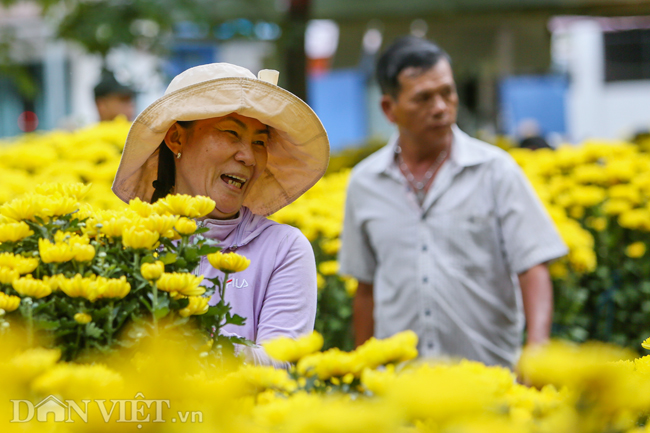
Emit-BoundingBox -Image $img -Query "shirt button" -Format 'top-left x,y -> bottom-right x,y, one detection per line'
427,341 -> 434,349
424,309 -> 431,316
422,244 -> 427,252
423,276 -> 428,283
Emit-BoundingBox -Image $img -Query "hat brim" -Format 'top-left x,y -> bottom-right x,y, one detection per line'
112,77 -> 329,216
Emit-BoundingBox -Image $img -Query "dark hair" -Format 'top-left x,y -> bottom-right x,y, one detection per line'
94,68 -> 135,100
151,120 -> 195,202
376,36 -> 450,97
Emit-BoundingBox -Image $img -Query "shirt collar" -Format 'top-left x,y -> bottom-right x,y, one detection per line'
372,125 -> 491,175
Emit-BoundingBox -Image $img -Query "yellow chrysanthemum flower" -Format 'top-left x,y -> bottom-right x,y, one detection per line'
43,274 -> 65,292
59,274 -> 100,302
12,276 -> 52,299
0,195 -> 40,221
98,216 -> 132,238
139,214 -> 179,235
141,261 -> 165,281
625,242 -> 646,259
344,277 -> 358,297
122,226 -> 159,250
642,337 -> 650,350
318,260 -> 339,276
38,195 -> 79,220
206,251 -> 250,273
72,244 -> 96,262
0,291 -> 20,312
0,221 -> 33,242
35,182 -> 92,200
320,238 -> 341,255
74,312 -> 92,324
174,217 -> 197,235
96,276 -> 131,299
154,194 -> 215,218
263,331 -> 325,363
156,273 -> 205,297
38,238 -> 75,263
0,267 -> 19,285
178,296 -> 210,317
128,197 -> 155,217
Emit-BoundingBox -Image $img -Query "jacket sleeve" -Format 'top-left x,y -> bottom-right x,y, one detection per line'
240,228 -> 316,367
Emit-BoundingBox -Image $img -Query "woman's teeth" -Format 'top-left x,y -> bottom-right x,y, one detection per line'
223,174 -> 245,189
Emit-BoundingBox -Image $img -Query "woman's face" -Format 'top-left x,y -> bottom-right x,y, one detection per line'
165,113 -> 269,219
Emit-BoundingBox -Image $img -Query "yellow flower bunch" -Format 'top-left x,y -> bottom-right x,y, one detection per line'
207,251 -> 250,273
625,241 -> 646,258
156,272 -> 205,298
0,221 -> 33,242
355,330 -> 419,369
0,252 -> 38,274
178,296 -> 210,317
121,226 -> 159,250
263,331 -> 325,363
12,276 -> 52,298
59,274 -> 102,302
0,267 -> 19,285
140,261 -> 165,281
175,217 -> 197,235
38,238 -> 75,263
74,312 -> 92,324
0,291 -> 20,312
95,276 -> 131,299
35,182 -> 93,201
153,194 -> 215,218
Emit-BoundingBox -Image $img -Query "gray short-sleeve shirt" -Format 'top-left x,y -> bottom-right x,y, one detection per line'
339,126 -> 568,367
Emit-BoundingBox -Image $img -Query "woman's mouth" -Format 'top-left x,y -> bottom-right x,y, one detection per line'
221,174 -> 247,189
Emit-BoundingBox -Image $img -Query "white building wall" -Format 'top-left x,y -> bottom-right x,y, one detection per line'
560,18 -> 650,142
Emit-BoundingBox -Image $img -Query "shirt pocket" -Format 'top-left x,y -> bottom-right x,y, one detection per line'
438,209 -> 497,273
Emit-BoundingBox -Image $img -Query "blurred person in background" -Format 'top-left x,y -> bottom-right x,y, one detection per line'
517,118 -> 551,150
339,36 -> 567,368
94,69 -> 136,122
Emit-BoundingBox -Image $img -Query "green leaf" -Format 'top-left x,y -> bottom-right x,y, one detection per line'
159,253 -> 178,265
154,307 -> 170,320
85,323 -> 103,338
33,319 -> 60,331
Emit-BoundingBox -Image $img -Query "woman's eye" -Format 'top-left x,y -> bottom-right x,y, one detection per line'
254,140 -> 267,147
225,130 -> 239,137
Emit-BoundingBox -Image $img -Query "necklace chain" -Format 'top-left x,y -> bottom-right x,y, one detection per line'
396,145 -> 448,204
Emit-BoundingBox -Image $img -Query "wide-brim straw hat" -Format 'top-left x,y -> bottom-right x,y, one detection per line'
112,62 -> 329,216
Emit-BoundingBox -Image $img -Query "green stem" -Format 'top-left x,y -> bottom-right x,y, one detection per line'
220,272 -> 230,300
26,299 -> 33,347
152,282 -> 158,337
107,300 -> 115,346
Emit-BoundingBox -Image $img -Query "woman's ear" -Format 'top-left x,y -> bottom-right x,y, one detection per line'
163,122 -> 185,155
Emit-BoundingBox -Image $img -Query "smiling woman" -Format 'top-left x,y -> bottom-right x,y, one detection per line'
112,63 -> 330,367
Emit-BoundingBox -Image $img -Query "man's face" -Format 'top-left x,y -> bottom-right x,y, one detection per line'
96,93 -> 135,122
381,58 -> 458,146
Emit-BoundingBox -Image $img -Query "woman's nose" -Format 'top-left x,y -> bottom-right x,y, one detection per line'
235,141 -> 256,166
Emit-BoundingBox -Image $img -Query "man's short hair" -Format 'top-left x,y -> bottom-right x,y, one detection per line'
94,69 -> 135,100
376,36 -> 450,97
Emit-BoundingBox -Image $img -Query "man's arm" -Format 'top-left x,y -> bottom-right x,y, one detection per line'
353,282 -> 375,347
518,263 -> 553,346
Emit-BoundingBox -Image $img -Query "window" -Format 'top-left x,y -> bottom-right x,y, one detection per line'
604,29 -> 650,82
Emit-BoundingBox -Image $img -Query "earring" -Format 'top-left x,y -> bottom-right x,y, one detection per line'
176,152 -> 181,159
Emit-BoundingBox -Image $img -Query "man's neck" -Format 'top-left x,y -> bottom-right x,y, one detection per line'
397,128 -> 453,168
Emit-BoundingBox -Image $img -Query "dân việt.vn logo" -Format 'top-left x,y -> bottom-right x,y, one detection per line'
11,393 -> 202,425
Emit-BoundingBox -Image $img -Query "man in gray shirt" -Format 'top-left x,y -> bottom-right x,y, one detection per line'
339,36 -> 567,368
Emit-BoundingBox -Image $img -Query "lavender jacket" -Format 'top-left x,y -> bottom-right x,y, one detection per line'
199,206 -> 317,366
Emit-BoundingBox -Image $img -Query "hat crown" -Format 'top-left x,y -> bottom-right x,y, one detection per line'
164,63 -> 256,95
